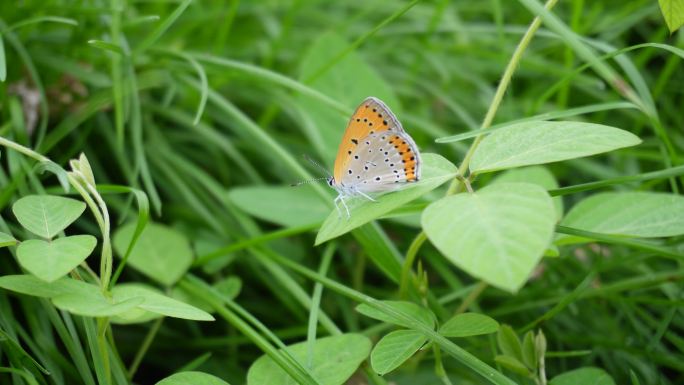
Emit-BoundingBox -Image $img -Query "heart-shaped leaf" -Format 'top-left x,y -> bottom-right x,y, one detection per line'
247,334 -> 371,385
0,232 -> 17,248
469,121 -> 641,174
316,153 -> 457,245
370,330 -> 427,375
422,182 -> 555,292
17,235 -> 97,282
493,166 -> 563,220
439,313 -> 500,337
558,192 -> 684,244
156,371 -> 231,385
12,195 -> 86,239
113,222 -> 193,286
356,300 -> 436,329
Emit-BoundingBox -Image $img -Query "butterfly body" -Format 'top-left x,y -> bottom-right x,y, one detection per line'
329,97 -> 421,217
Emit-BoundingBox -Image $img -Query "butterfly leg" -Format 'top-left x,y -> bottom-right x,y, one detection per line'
339,195 -> 351,219
357,190 -> 377,203
333,195 -> 343,218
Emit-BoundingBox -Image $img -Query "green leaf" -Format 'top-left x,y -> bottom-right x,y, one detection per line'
316,153 -> 458,245
156,371 -> 230,385
171,276 -> 242,316
0,232 -> 17,247
356,300 -> 435,329
535,330 -> 547,364
558,192 -> 684,244
370,330 -> 427,375
497,325 -> 523,361
246,334 -> 371,385
469,121 -> 641,174
659,0 -> 684,33
228,186 -> 328,227
296,32 -> 399,165
16,235 -> 97,282
439,313 -> 499,337
12,195 -> 87,239
87,39 -> 125,55
112,283 -> 214,321
550,367 -> 616,385
113,222 -> 193,286
422,183 -> 556,292
0,328 -> 50,375
521,331 -> 536,369
0,274 -> 86,298
493,166 -> 563,220
0,35 -> 6,82
38,279 -> 146,317
494,355 -> 530,376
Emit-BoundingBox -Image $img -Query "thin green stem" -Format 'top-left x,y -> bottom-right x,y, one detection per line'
306,244 -> 335,368
400,0 -> 559,296
263,250 -> 517,385
548,165 -> 684,196
128,317 -> 164,380
455,281 -> 489,315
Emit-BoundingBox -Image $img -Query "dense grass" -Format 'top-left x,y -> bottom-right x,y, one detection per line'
1,1 -> 684,384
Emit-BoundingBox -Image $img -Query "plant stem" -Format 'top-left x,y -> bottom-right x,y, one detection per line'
128,317 -> 164,380
455,281 -> 489,315
400,0 -> 559,297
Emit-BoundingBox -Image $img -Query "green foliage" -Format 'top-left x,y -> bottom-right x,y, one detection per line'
316,153 -> 457,244
659,0 -> 684,32
0,1 -> 682,384
12,195 -> 86,239
469,121 -> 641,174
550,367 -> 616,385
356,300 -> 435,328
370,329 -> 427,375
16,235 -> 96,282
558,192 -> 684,242
229,186 -> 328,227
113,222 -> 193,286
493,166 -> 563,220
157,371 -> 231,385
246,334 -> 371,385
423,183 -> 556,292
439,313 -> 500,337
0,232 -> 17,248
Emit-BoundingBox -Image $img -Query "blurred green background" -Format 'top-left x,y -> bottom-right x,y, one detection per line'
1,0 -> 684,384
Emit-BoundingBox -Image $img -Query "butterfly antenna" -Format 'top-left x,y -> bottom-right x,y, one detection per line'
290,176 -> 328,187
302,154 -> 332,178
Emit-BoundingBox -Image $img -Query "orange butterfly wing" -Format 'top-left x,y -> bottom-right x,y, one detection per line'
333,97 -> 407,182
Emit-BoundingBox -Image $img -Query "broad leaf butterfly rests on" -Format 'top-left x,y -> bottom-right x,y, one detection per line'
328,96 -> 422,218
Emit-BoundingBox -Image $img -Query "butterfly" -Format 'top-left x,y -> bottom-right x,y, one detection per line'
327,97 -> 422,218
